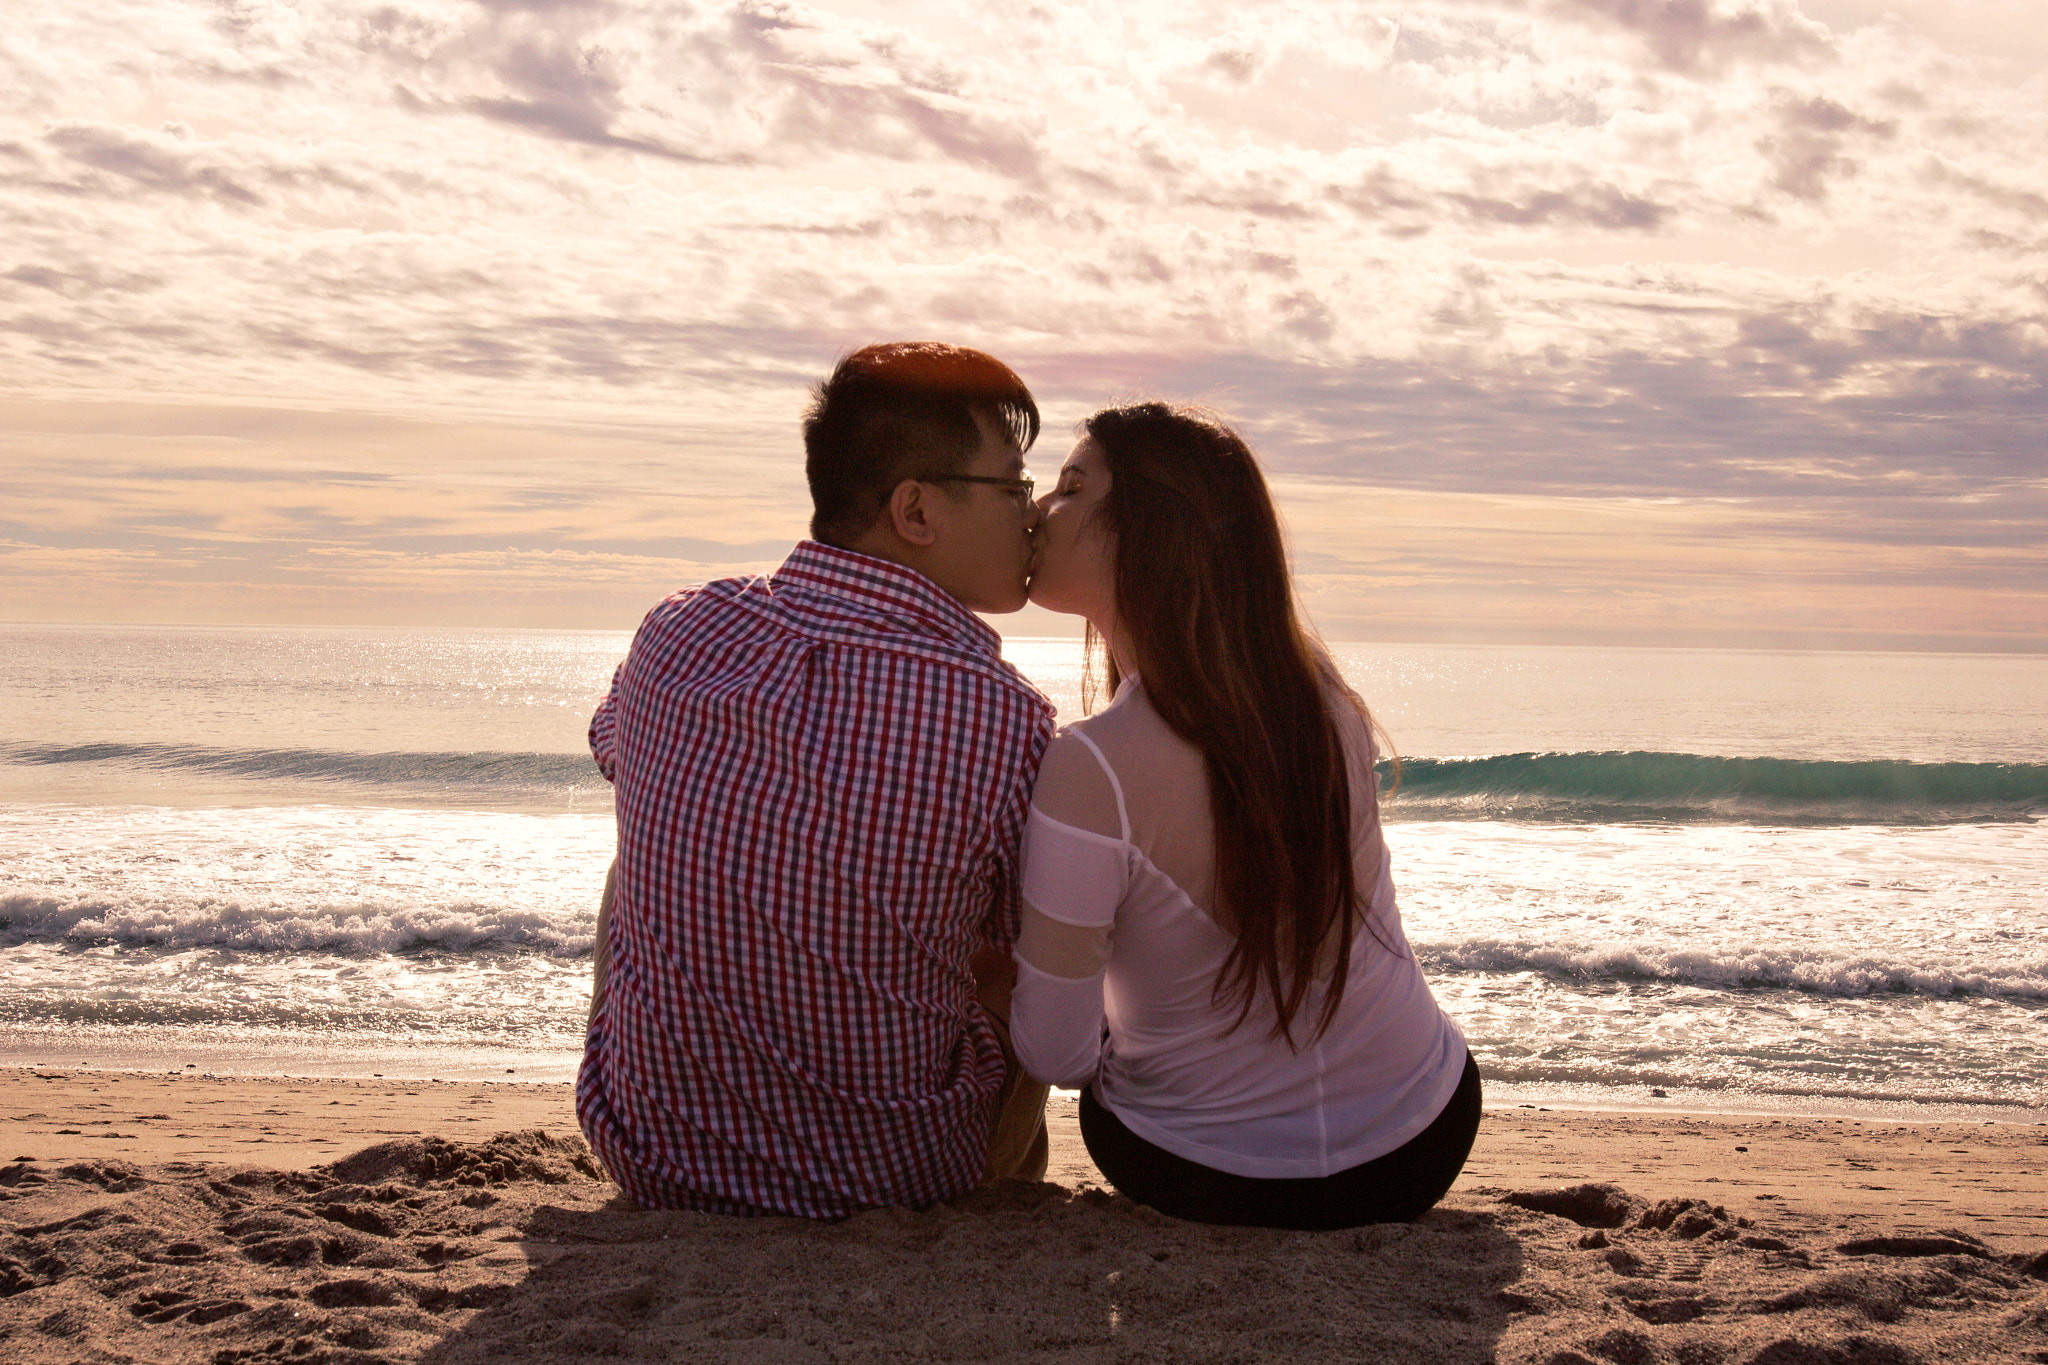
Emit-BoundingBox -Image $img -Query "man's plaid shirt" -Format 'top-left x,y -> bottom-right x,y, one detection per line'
576,541 -> 1055,1218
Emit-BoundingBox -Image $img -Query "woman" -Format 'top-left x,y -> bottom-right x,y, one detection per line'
1010,402 -> 1479,1230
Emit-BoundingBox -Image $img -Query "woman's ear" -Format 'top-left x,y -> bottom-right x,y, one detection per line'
886,478 -> 940,548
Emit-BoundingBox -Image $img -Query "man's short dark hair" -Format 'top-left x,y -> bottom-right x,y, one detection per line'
803,342 -> 1040,546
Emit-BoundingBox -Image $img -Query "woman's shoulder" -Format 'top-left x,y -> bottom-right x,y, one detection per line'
1065,676 -> 1184,752
1032,723 -> 1128,841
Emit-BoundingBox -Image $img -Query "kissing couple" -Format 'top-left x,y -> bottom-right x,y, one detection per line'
576,342 -> 1479,1228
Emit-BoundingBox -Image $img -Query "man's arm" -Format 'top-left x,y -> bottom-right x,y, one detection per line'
971,697 -> 1055,1023
586,656 -> 624,1029
588,858 -> 616,1029
969,944 -> 1017,1024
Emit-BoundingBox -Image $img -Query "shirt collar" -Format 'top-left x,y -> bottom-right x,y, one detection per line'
767,540 -> 1006,656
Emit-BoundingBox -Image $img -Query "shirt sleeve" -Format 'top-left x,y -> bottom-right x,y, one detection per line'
1011,954 -> 1107,1088
977,697 -> 1054,957
589,662 -> 622,783
1009,730 -> 1128,1087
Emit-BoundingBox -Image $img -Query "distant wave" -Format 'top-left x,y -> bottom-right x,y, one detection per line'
1386,751 -> 2048,824
0,740 -> 596,792
1415,938 -> 2048,1002
7,741 -> 2046,824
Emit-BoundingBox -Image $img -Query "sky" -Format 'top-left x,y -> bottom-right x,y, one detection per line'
2,0 -> 2044,649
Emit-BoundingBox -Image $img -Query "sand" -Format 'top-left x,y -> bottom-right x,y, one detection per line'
3,1068 -> 2044,1364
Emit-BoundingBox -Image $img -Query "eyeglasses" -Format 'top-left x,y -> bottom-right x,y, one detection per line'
917,473 -> 1035,506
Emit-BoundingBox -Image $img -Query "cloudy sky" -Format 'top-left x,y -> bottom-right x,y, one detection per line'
3,0 -> 2044,649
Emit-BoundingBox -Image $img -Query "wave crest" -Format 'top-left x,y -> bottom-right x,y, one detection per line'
1389,751 -> 2048,824
0,891 -> 592,957
1418,938 -> 2048,1000
1,740 -> 596,790
7,742 -> 2046,824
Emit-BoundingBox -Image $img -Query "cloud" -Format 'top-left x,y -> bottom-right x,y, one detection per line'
1545,0 -> 1832,72
119,464 -> 396,484
0,1 -> 2043,643
33,121 -> 265,205
2,259 -> 166,298
356,0 -> 1047,173
395,18 -> 733,163
1757,92 -> 1896,200
1921,158 -> 2048,220
1098,297 -> 2048,500
1452,181 -> 1670,229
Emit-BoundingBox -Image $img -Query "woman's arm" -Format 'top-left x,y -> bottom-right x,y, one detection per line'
1009,731 -> 1129,1087
1011,904 -> 1112,1086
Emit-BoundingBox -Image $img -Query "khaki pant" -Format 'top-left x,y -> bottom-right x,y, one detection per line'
980,1008 -> 1049,1183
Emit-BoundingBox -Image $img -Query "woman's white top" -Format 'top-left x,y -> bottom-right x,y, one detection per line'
1010,676 -> 1467,1179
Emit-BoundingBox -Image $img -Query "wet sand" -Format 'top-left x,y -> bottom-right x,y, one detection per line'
3,1067 -> 2044,1363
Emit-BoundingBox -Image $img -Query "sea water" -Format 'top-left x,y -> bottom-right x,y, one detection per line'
1,623 -> 2042,1117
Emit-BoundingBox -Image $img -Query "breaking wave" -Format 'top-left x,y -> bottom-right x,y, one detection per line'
1387,751 -> 2048,824
1414,938 -> 2048,1001
8,741 -> 2047,824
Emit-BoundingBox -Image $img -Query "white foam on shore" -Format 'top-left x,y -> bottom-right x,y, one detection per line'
0,804 -> 611,953
1394,819 -> 2048,999
3,805 -> 2044,1113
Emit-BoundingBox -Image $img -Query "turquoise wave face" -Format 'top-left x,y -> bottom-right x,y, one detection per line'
0,740 -> 607,811
0,741 -> 594,786
1385,752 -> 2048,824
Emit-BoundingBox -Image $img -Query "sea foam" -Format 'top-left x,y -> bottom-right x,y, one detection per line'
1415,938 -> 2048,1000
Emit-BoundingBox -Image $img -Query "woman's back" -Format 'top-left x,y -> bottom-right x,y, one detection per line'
1018,677 -> 1468,1179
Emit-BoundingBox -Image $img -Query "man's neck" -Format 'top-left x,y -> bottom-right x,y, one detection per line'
836,528 -> 914,571
836,530 -> 961,606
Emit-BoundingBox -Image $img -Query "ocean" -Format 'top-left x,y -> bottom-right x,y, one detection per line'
1,623 -> 2043,1121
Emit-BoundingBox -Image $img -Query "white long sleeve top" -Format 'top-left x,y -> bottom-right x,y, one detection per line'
1009,676 -> 1468,1179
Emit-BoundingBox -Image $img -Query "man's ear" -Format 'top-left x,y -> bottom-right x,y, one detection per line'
885,478 -> 940,548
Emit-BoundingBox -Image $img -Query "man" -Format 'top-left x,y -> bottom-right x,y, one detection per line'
578,342 -> 1056,1218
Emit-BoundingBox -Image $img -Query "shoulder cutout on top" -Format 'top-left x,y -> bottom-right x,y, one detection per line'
1031,727 -> 1127,843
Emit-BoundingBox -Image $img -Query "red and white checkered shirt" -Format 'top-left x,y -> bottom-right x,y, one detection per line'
576,540 -> 1054,1218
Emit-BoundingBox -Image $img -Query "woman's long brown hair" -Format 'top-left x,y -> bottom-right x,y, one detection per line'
1084,402 -> 1397,1047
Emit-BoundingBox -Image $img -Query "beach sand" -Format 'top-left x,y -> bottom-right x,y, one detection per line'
3,1068 -> 2043,1363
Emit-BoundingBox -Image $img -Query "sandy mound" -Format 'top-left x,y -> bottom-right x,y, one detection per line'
0,1141 -> 2042,1364
322,1131 -> 608,1189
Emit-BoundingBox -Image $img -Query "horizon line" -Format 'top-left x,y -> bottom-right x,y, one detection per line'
4,619 -> 2046,658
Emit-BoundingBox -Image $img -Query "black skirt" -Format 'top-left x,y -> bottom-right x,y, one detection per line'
1078,1051 -> 1483,1230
